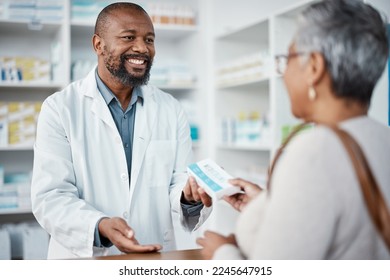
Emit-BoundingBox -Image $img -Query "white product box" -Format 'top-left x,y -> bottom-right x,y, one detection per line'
187,158 -> 241,200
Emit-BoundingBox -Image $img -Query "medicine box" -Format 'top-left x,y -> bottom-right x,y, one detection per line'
187,158 -> 241,200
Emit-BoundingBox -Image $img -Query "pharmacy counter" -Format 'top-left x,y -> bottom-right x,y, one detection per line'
86,249 -> 203,260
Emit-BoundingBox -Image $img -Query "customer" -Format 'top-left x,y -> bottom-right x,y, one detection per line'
197,0 -> 390,259
31,2 -> 211,259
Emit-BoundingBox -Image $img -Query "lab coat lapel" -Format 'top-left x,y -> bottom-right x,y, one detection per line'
130,88 -> 158,194
82,68 -> 117,132
90,94 -> 117,132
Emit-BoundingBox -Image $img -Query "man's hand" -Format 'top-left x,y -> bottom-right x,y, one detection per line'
182,176 -> 212,207
98,217 -> 162,253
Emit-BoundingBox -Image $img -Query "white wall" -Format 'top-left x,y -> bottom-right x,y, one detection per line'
213,0 -> 291,36
366,0 -> 390,125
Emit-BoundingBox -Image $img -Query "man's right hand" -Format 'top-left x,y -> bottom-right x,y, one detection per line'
98,217 -> 162,253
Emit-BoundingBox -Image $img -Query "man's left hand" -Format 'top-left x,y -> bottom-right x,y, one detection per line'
182,176 -> 212,207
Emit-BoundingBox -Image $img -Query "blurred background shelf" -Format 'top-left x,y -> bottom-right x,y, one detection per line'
0,0 -> 388,257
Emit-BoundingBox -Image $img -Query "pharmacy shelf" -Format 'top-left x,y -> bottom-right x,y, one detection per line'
0,208 -> 32,215
212,6 -> 273,177
0,146 -> 34,151
217,143 -> 272,152
0,19 -> 62,36
0,82 -> 64,90
216,19 -> 269,45
71,20 -> 197,40
156,84 -> 198,91
70,20 -> 95,27
217,76 -> 269,90
154,24 -> 198,40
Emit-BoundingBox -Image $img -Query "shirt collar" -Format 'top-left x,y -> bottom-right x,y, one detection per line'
95,70 -> 144,107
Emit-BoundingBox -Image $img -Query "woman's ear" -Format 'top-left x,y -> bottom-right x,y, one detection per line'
92,34 -> 104,55
307,52 -> 327,86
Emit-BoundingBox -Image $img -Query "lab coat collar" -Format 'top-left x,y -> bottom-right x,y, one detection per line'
81,67 -> 118,132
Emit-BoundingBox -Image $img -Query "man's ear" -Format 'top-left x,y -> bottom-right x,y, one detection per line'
306,52 -> 326,86
92,34 -> 104,55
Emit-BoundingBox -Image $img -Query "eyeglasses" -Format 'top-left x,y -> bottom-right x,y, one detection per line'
274,52 -> 307,75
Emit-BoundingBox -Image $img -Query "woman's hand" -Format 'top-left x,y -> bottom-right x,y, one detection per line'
196,230 -> 237,259
224,178 -> 262,212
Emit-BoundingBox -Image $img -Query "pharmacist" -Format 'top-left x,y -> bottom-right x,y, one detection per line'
31,2 -> 212,259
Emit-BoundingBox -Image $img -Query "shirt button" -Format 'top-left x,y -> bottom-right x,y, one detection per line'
125,143 -> 129,148
116,137 -> 121,144
124,115 -> 127,119
123,212 -> 128,219
121,173 -> 128,181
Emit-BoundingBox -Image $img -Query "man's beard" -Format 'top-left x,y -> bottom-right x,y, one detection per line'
104,52 -> 152,88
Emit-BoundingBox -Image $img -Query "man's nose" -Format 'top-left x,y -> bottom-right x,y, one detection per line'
131,38 -> 148,53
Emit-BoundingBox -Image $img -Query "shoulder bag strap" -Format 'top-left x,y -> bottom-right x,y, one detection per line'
267,123 -> 307,190
267,123 -> 390,251
329,126 -> 390,251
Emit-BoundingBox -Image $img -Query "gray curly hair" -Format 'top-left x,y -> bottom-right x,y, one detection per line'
294,0 -> 389,105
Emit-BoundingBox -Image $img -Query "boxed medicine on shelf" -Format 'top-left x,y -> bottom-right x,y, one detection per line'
0,56 -> 51,83
147,2 -> 196,26
0,102 -> 41,148
216,52 -> 271,87
1,0 -> 63,22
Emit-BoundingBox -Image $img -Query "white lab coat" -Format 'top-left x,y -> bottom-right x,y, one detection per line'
31,68 -> 210,259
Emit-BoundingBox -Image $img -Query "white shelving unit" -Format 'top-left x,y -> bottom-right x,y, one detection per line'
206,0 -> 390,185
0,0 -> 207,229
0,0 -> 67,224
208,1 -> 318,184
0,208 -> 32,215
212,18 -> 272,182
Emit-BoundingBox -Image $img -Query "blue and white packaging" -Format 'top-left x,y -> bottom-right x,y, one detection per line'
187,158 -> 241,200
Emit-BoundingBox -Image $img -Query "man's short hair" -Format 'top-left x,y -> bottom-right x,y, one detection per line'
94,2 -> 148,36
